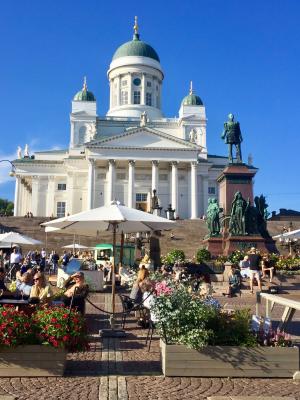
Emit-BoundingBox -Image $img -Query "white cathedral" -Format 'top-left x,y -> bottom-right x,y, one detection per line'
13,18 -> 227,219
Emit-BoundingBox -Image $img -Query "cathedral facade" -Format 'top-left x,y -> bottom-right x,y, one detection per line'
13,19 -> 227,219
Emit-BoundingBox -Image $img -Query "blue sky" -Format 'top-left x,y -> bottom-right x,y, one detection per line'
0,0 -> 299,213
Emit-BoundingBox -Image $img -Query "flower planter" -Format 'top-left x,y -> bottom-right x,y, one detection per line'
0,345 -> 67,377
160,340 -> 299,378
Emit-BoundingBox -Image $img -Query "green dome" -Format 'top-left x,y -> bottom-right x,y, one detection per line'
181,93 -> 203,106
112,33 -> 160,62
181,82 -> 203,106
73,78 -> 96,102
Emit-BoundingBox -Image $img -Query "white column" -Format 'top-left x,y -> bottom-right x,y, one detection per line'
116,77 -> 121,106
191,161 -> 198,219
87,159 -> 95,210
171,161 -> 178,217
128,73 -> 132,105
151,160 -> 159,193
46,176 -> 56,216
14,176 -> 20,216
107,159 -> 116,204
202,175 -> 209,217
128,160 -> 135,208
109,80 -> 113,109
31,176 -> 40,216
141,73 -> 146,105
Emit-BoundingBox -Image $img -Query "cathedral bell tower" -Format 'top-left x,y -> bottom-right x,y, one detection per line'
106,17 -> 164,120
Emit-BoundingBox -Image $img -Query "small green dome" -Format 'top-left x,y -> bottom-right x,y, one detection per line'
181,82 -> 203,106
73,78 -> 96,102
112,33 -> 160,62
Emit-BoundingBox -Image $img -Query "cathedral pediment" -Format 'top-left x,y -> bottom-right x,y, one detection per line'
86,127 -> 199,151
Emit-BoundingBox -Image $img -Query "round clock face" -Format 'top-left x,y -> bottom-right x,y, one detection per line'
133,78 -> 141,86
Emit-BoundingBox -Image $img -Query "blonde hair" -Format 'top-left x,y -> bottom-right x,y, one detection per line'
33,272 -> 47,288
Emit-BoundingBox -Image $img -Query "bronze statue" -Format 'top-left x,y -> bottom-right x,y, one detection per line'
151,189 -> 160,212
221,113 -> 243,163
254,195 -> 270,238
229,191 -> 247,235
206,198 -> 222,236
245,198 -> 259,235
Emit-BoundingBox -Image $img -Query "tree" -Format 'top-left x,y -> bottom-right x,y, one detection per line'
0,198 -> 14,216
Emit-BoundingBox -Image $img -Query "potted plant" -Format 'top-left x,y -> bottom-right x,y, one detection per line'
0,305 -> 89,377
151,284 -> 299,378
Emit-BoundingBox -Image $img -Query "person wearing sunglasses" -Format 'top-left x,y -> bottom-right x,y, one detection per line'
29,272 -> 52,303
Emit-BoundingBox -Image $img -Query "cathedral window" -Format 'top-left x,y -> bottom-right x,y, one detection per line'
136,193 -> 147,202
146,93 -> 152,106
121,91 -> 128,105
57,202 -> 66,218
57,183 -> 66,191
133,91 -> 141,104
147,81 -> 152,87
122,80 -> 127,87
208,187 -> 216,194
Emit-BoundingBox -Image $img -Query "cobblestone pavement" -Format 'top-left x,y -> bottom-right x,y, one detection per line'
0,288 -> 300,399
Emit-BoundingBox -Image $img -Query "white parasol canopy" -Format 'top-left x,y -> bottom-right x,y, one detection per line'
272,228 -> 300,240
42,201 -> 175,329
41,202 -> 174,235
0,231 -> 42,246
62,243 -> 91,249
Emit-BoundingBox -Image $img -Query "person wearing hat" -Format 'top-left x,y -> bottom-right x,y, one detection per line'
248,247 -> 262,293
63,271 -> 89,313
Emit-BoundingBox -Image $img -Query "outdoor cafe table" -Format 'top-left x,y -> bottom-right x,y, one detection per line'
256,292 -> 300,331
0,299 -> 29,311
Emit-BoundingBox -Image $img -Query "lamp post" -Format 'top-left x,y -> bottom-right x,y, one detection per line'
0,160 -> 16,177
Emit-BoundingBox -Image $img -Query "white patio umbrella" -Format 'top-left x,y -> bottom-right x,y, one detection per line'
273,228 -> 300,240
62,243 -> 91,249
0,231 -> 42,246
42,201 -> 175,329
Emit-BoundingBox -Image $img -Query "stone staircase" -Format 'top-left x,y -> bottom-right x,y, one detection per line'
0,216 -> 299,258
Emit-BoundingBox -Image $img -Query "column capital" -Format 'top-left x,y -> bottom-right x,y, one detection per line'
128,159 -> 136,166
48,175 -> 56,181
191,161 -> 198,167
171,161 -> 178,167
152,160 -> 159,166
108,159 -> 116,166
88,158 -> 96,165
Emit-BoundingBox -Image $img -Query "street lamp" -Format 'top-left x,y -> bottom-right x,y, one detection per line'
0,160 -> 16,177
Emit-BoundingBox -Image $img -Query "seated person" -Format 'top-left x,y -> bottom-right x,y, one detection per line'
223,265 -> 241,297
0,267 -> 11,297
20,257 -> 32,275
29,272 -> 52,303
62,271 -> 89,313
129,265 -> 150,304
261,254 -> 275,283
16,271 -> 33,298
103,261 -> 112,282
239,255 -> 250,278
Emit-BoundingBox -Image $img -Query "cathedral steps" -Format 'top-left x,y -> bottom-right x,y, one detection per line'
0,216 -> 299,258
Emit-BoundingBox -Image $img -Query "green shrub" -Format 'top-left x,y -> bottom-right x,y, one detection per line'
196,248 -> 211,263
163,249 -> 185,265
152,285 -> 257,350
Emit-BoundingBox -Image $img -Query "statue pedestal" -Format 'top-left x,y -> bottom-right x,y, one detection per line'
217,164 -> 257,216
223,235 -> 277,256
202,236 -> 223,257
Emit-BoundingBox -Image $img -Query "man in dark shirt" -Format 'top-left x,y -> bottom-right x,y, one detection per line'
0,267 -> 10,296
248,247 -> 262,293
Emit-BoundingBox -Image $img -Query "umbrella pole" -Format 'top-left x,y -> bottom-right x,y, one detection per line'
120,231 -> 124,266
111,223 -> 117,329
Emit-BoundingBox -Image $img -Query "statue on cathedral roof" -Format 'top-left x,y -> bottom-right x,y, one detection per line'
189,128 -> 197,143
140,111 -> 148,127
221,113 -> 243,163
24,144 -> 29,158
17,146 -> 22,159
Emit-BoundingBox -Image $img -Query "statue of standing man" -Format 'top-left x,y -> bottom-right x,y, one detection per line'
221,113 -> 243,163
